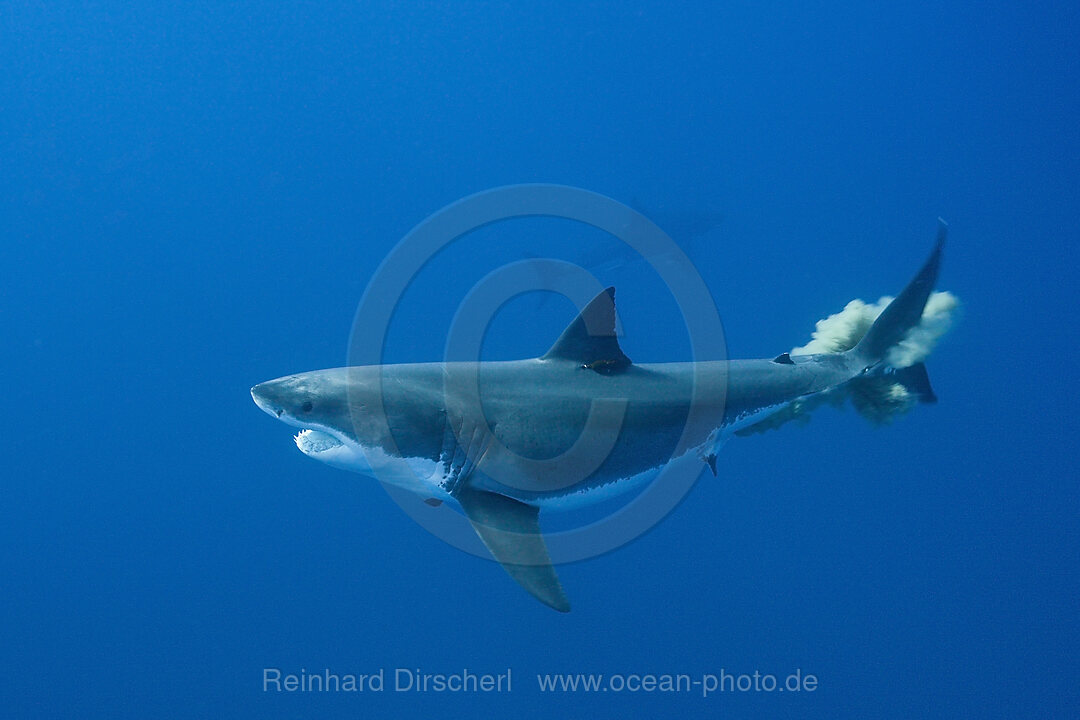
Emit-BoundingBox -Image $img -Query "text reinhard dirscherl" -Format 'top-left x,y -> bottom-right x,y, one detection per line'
262,668 -> 819,697
263,667 -> 512,693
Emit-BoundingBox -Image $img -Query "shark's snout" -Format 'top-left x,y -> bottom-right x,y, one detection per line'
251,375 -> 328,426
251,383 -> 284,418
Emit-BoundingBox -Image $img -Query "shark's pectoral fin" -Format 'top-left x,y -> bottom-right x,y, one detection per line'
456,487 -> 570,613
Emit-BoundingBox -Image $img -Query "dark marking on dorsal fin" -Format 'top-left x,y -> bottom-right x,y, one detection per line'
542,287 -> 631,373
581,357 -> 627,375
772,352 -> 795,365
423,498 -> 443,507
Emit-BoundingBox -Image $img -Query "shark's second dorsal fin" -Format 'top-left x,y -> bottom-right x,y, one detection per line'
541,287 -> 631,373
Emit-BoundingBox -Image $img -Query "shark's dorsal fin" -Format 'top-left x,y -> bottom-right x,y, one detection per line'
541,287 -> 631,373
456,487 -> 570,613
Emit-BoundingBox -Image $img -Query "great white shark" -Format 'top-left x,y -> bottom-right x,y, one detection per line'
252,227 -> 951,612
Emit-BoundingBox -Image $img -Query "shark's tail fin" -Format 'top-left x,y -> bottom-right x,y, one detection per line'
850,221 -> 947,371
765,222 -> 958,431
842,221 -> 951,424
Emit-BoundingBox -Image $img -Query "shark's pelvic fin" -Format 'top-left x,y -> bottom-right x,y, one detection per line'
541,287 -> 631,374
456,487 -> 571,613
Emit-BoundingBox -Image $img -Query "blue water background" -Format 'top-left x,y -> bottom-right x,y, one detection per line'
2,2 -> 1077,717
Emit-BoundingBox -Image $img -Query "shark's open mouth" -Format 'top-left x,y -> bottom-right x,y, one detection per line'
294,428 -> 344,455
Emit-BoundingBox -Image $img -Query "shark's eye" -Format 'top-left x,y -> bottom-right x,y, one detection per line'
301,401 -> 313,413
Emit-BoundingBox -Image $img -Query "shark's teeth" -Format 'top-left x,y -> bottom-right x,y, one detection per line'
294,428 -> 344,455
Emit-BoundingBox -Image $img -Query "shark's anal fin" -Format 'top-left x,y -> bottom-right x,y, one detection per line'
541,287 -> 631,373
456,487 -> 570,613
